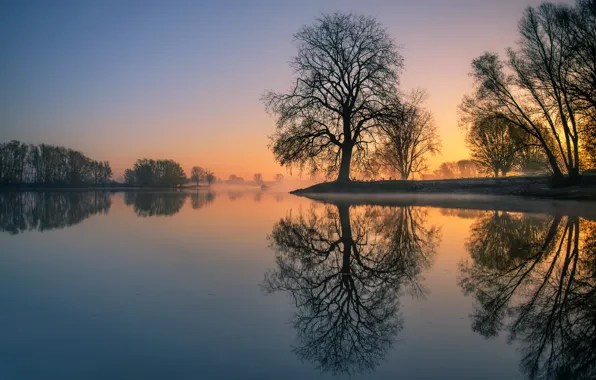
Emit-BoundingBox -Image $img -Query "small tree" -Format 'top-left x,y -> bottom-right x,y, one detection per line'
465,116 -> 527,177
190,166 -> 205,186
253,173 -> 264,185
375,89 -> 441,180
228,174 -> 244,184
274,173 -> 284,183
205,170 -> 215,185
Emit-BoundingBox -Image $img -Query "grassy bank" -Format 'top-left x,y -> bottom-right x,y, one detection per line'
291,176 -> 596,201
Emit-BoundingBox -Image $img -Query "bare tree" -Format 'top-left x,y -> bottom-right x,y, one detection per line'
253,173 -> 263,185
375,89 -> 441,179
465,116 -> 527,177
459,2 -> 591,183
205,170 -> 215,185
190,166 -> 205,186
566,0 -> 596,125
273,173 -> 284,183
263,13 -> 403,182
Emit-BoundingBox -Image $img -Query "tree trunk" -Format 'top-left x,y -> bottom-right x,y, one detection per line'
544,150 -> 564,180
337,143 -> 353,182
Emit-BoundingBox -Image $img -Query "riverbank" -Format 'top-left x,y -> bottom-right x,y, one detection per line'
290,176 -> 596,201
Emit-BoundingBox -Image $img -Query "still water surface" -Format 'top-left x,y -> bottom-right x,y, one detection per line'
1,190 -> 595,380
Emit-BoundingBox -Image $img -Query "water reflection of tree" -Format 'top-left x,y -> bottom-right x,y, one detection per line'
459,212 -> 596,380
190,191 -> 216,210
263,203 -> 440,375
124,191 -> 216,216
124,192 -> 187,217
0,191 -> 111,234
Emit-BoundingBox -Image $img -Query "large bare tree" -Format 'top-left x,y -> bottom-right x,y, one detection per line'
375,89 -> 441,179
263,13 -> 403,181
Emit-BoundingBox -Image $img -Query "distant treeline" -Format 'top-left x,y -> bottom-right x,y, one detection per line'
0,140 -> 112,186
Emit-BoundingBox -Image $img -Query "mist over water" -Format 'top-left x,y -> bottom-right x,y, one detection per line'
1,190 -> 595,380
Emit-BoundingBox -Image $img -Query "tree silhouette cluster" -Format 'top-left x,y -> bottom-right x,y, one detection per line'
124,159 -> 186,187
263,202 -> 440,375
0,191 -> 111,234
421,159 -> 481,180
459,211 -> 596,380
0,140 -> 112,186
460,0 -> 596,183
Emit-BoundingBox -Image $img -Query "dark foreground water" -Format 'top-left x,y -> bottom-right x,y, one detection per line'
1,190 -> 595,380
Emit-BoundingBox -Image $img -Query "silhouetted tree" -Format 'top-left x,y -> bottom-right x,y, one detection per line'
263,13 -> 403,181
465,116 -> 528,177
459,212 -> 596,379
227,174 -> 244,184
263,203 -> 439,375
0,140 -> 112,186
124,159 -> 186,187
253,173 -> 263,185
274,173 -> 284,183
565,0 -> 596,127
459,1 -> 596,182
190,166 -> 205,186
205,170 -> 215,185
430,160 -> 483,179
375,89 -> 441,179
456,159 -> 481,178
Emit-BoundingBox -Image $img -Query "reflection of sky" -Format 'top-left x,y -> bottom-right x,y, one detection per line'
0,191 -> 533,379
0,0 -> 571,179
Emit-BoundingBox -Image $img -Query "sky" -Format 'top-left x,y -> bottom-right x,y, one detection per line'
0,0 -> 573,180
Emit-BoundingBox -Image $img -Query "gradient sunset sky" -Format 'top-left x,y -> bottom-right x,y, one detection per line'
0,0 -> 573,180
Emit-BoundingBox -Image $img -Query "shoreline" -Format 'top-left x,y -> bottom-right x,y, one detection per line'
290,176 -> 596,201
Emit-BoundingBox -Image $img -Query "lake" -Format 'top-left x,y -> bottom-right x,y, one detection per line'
1,190 -> 595,380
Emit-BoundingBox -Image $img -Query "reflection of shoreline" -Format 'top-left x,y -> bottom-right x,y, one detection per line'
459,212 -> 596,380
0,191 -> 111,234
296,193 -> 596,221
263,202 -> 440,375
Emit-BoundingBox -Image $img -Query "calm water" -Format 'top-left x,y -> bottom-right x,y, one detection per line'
1,190 -> 595,380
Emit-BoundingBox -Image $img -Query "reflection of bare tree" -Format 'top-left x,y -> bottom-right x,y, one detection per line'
0,191 -> 111,234
263,203 -> 440,375
459,212 -> 596,380
190,191 -> 215,210
124,192 -> 187,217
